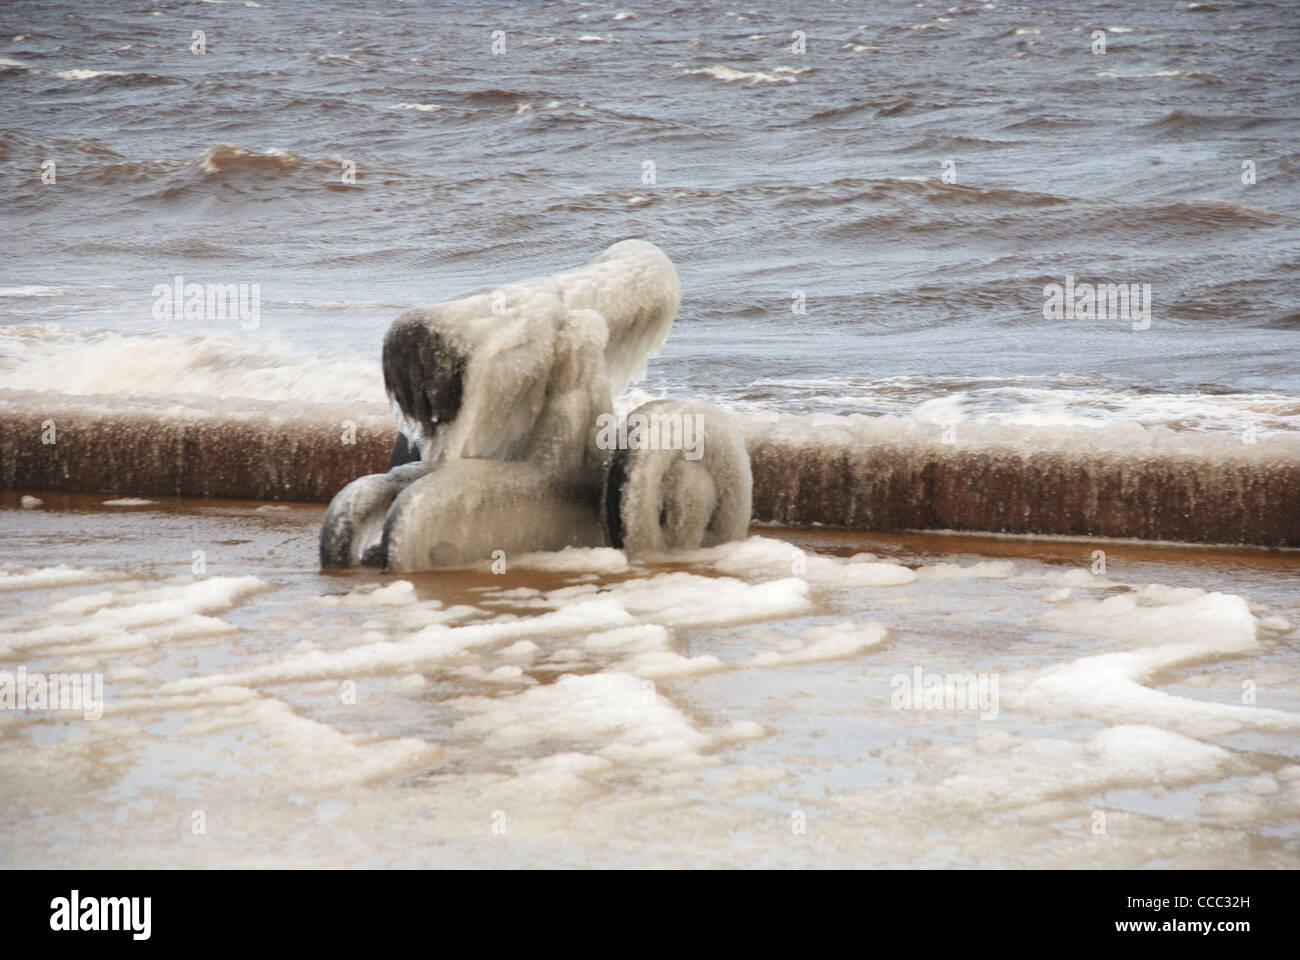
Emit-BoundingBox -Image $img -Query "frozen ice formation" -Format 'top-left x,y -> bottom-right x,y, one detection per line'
602,398 -> 752,554
320,240 -> 753,570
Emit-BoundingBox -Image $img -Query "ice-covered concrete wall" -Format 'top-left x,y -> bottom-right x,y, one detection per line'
3,391 -> 1297,546
743,415 -> 1300,547
0,391 -> 392,503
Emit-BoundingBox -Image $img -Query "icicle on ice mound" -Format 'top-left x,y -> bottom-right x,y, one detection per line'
319,240 -> 753,571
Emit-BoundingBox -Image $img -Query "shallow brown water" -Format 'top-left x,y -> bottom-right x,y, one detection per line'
2,492 -> 1297,867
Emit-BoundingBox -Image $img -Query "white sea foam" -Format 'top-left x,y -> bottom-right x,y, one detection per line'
55,69 -> 126,80
741,374 -> 1300,434
4,527 -> 1297,868
0,565 -> 122,592
0,285 -> 82,297
3,327 -> 1294,436
505,547 -> 631,574
1097,70 -> 1192,79
747,621 -> 888,666
684,65 -> 795,85
510,571 -> 812,627
1008,588 -> 1299,736
916,560 -> 1017,580
167,597 -> 634,689
679,536 -> 917,587
180,692 -> 441,789
316,580 -> 417,607
0,326 -> 387,405
451,672 -> 714,767
1,576 -> 269,654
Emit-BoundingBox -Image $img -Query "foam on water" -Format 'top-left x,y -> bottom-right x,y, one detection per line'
0,565 -> 121,592
5,326 -> 1295,436
3,502 -> 1296,868
1,575 -> 270,656
682,64 -> 797,85
1010,588 -> 1300,737
0,326 -> 386,406
54,68 -> 127,80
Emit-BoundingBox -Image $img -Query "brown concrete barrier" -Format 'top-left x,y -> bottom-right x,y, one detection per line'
3,391 -> 1297,546
742,415 -> 1300,548
0,390 -> 392,502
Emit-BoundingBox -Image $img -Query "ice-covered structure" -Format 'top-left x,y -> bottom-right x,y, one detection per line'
319,240 -> 753,570
603,399 -> 752,555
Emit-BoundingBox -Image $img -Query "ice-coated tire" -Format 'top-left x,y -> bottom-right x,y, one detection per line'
603,400 -> 751,555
